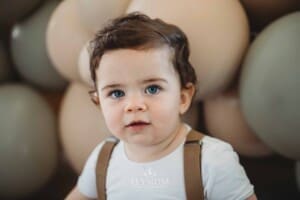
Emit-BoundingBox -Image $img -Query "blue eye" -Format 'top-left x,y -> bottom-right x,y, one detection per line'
109,90 -> 125,98
145,85 -> 161,95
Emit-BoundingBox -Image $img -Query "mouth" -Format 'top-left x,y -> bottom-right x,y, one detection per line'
125,121 -> 150,128
125,121 -> 150,132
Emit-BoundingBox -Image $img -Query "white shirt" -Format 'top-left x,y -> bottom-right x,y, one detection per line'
78,133 -> 254,200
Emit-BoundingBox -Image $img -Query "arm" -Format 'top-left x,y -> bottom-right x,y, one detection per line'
246,194 -> 257,200
65,186 -> 95,200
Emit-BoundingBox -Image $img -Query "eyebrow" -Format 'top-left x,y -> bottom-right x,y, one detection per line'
100,78 -> 168,91
101,83 -> 123,91
142,78 -> 168,84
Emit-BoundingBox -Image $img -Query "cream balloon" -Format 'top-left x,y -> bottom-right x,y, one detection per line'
77,0 -> 131,33
127,0 -> 249,100
204,89 -> 273,157
59,82 -> 110,174
46,0 -> 92,81
78,41 -> 94,88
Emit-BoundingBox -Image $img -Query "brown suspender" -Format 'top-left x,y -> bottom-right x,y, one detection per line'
96,137 -> 119,200
96,130 -> 204,200
184,130 -> 204,200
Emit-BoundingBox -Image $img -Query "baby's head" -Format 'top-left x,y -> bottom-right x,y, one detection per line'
89,12 -> 197,94
88,12 -> 198,144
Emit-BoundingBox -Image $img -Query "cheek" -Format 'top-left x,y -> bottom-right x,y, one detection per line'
152,95 -> 181,118
100,102 -> 119,127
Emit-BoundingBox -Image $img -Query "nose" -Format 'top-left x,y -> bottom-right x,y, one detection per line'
125,94 -> 147,113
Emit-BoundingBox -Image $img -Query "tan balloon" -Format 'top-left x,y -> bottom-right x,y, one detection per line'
204,89 -> 272,157
127,0 -> 249,100
78,41 -> 94,88
59,82 -> 110,174
77,0 -> 131,33
46,0 -> 92,81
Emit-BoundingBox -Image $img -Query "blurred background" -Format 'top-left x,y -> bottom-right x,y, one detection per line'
0,0 -> 299,199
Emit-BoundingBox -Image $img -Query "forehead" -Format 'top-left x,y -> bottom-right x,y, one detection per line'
96,46 -> 177,79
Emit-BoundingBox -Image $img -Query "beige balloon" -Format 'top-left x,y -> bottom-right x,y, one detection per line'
204,89 -> 273,157
78,41 -> 94,88
77,0 -> 132,33
127,0 -> 249,100
59,82 -> 110,174
46,0 -> 92,82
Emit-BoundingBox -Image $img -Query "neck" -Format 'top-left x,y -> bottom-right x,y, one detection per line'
124,123 -> 188,162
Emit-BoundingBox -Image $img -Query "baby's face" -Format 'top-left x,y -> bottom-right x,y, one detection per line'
95,46 -> 192,146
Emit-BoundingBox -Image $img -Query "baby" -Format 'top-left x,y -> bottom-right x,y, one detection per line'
66,12 -> 257,200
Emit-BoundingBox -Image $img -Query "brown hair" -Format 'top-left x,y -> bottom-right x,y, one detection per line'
89,12 -> 197,89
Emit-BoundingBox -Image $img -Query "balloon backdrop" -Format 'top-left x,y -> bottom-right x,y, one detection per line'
204,89 -> 273,157
78,42 -> 94,87
182,102 -> 201,131
240,0 -> 300,31
240,12 -> 300,160
59,82 -> 110,174
0,84 -> 58,199
46,0 -> 92,81
296,162 -> 300,191
11,0 -> 67,91
0,41 -> 13,82
127,0 -> 249,99
77,0 -> 131,33
0,0 -> 42,26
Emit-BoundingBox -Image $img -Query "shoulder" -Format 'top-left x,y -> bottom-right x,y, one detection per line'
201,135 -> 240,177
77,138 -> 117,199
201,135 -> 236,162
201,135 -> 254,200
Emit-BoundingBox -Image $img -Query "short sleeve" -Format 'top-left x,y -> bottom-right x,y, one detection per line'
201,136 -> 254,200
77,142 -> 105,199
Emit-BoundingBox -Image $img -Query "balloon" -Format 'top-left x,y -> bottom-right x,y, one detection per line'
78,42 -> 94,87
127,0 -> 249,99
59,82 -> 110,174
11,0 -> 67,91
46,0 -> 92,81
204,89 -> 272,157
0,0 -> 42,26
240,0 -> 300,31
0,84 -> 58,198
77,0 -> 131,33
240,12 -> 300,160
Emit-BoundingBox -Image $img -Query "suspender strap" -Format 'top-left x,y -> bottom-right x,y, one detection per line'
96,137 -> 118,200
184,129 -> 204,200
96,130 -> 204,200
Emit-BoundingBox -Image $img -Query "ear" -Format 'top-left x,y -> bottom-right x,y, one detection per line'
89,90 -> 100,105
179,83 -> 195,115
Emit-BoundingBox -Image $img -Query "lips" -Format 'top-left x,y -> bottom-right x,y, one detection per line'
125,121 -> 150,127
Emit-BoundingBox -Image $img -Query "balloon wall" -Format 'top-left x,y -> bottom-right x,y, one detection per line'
0,0 -> 299,199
